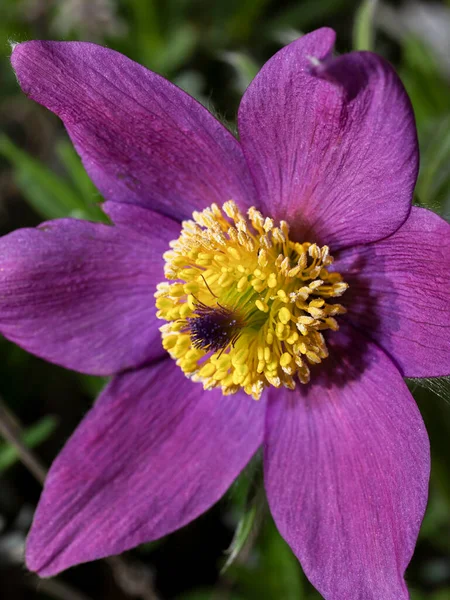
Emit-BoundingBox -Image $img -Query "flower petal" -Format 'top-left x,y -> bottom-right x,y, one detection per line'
335,207 -> 450,377
264,326 -> 430,600
102,201 -> 177,235
0,216 -> 179,374
26,360 -> 265,576
238,28 -> 418,249
11,41 -> 256,221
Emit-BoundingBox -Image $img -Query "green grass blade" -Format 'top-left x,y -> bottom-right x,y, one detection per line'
0,135 -> 86,219
55,140 -> 106,222
0,416 -> 58,473
221,51 -> 260,93
353,0 -> 378,51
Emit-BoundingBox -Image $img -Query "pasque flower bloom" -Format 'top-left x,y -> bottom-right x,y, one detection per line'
2,27 -> 449,599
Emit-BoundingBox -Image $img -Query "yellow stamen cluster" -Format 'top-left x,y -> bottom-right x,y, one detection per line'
155,201 -> 348,400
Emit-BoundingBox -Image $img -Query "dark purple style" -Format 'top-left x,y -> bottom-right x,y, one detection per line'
187,301 -> 242,353
1,28 -> 449,600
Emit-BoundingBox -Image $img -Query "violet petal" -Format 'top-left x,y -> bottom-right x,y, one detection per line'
238,28 -> 418,249
335,206 -> 450,377
11,41 -> 256,221
0,217 -> 178,374
102,201 -> 181,236
26,359 -> 265,576
264,325 -> 430,600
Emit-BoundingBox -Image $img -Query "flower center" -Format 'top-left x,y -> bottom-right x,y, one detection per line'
155,202 -> 348,400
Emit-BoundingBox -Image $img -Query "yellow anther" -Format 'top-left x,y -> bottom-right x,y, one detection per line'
298,315 -> 316,325
235,363 -> 249,377
167,284 -> 185,297
162,335 -> 178,350
297,252 -> 307,270
255,299 -> 269,312
233,370 -> 245,385
215,354 -> 231,370
211,203 -> 222,217
232,348 -> 249,366
223,200 -> 239,219
236,276 -> 248,291
272,228 -> 285,244
297,342 -> 308,354
297,287 -> 311,300
309,298 -> 325,308
177,334 -> 191,347
286,331 -> 299,344
187,294 -> 196,311
333,282 -> 349,295
297,323 -> 309,336
181,268 -> 200,281
276,322 -> 285,337
155,201 -> 348,400
258,249 -> 268,267
227,247 -> 240,260
277,289 -> 288,302
279,352 -> 291,368
213,369 -> 230,381
308,307 -> 324,318
306,351 -> 321,364
280,256 -> 290,274
179,303 -> 192,318
288,266 -> 301,278
183,282 -> 199,294
155,297 -> 173,310
294,355 -> 304,367
260,234 -> 271,249
324,317 -> 339,330
218,272 -> 234,287
278,307 -> 291,325
171,256 -> 189,267
263,217 -> 274,232
185,348 -> 201,361
265,374 -> 281,387
266,273 -> 276,288
280,221 -> 289,236
252,279 -> 266,293
198,363 -> 216,377
251,381 -> 264,399
249,208 -> 264,231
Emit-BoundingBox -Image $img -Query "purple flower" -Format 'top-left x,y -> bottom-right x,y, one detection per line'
1,27 -> 449,599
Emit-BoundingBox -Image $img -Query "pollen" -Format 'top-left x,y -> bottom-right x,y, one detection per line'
155,202 -> 348,400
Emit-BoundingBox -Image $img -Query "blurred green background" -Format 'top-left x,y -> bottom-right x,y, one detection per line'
1,0 -> 450,598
